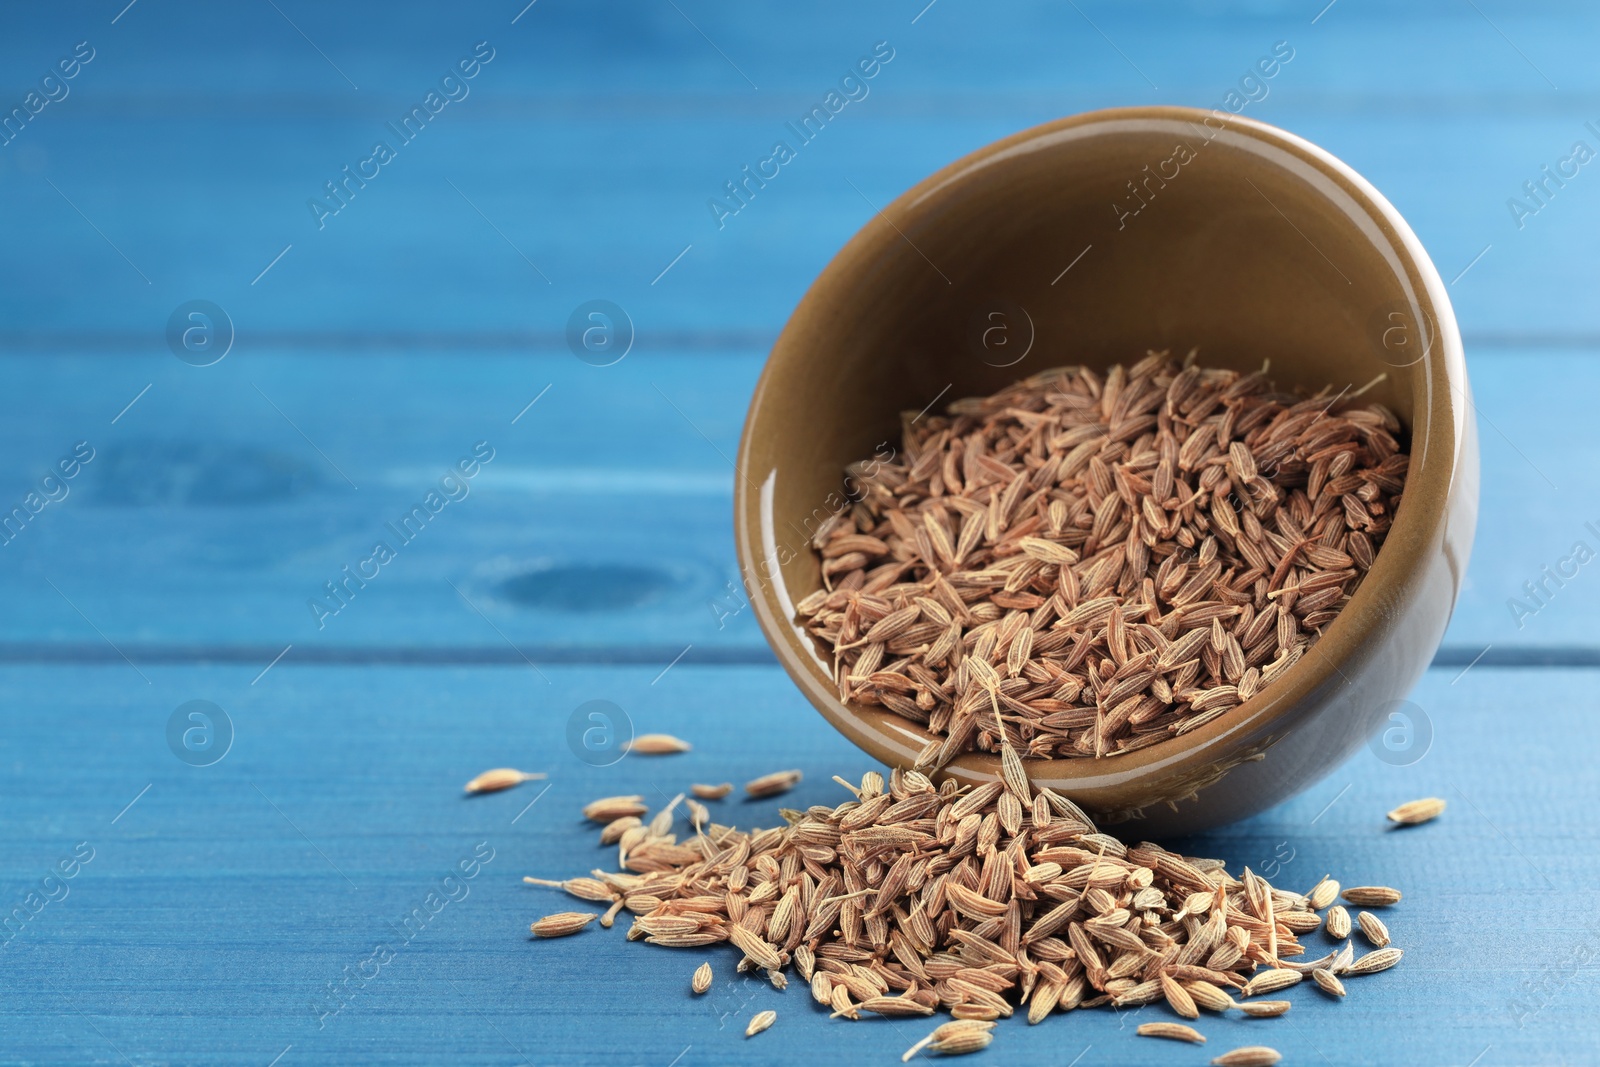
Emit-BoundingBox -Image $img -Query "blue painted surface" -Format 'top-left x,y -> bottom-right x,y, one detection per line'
1,1 -> 1598,1064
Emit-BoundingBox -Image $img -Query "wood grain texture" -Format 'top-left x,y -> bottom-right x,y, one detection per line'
0,0 -> 1597,1062
0,349 -> 1591,656
0,663 -> 1592,1065
0,4 -> 1597,339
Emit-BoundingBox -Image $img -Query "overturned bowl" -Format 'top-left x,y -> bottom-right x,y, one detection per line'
734,106 -> 1477,835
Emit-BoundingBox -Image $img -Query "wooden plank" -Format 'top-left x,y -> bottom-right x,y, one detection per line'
0,660 -> 1590,1064
5,109 -> 1598,342
0,350 -> 763,652
0,349 -> 1593,655
9,0 -> 1597,101
0,0 -> 1595,342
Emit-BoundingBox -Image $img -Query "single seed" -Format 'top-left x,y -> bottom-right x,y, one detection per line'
1113,980 -> 1164,1008
1312,968 -> 1346,997
1243,969 -> 1301,997
1138,1022 -> 1206,1044
691,782 -> 733,800
1279,909 -> 1323,934
650,793 -> 683,837
1279,949 -> 1339,974
463,768 -> 545,794
1307,875 -> 1339,910
582,795 -> 648,822
618,826 -> 650,862
692,961 -> 713,994
1325,905 -> 1352,940
687,798 -> 710,830
1161,973 -> 1199,1019
1357,911 -> 1391,948
1212,1047 -> 1283,1067
1237,1000 -> 1291,1018
599,815 -> 641,844
624,733 -> 693,755
858,995 -> 936,1017
745,769 -> 803,798
522,876 -> 614,903
745,1009 -> 776,1037
1342,886 -> 1402,907
727,925 -> 782,971
1184,981 -> 1236,1013
1386,797 -> 1445,825
530,912 -> 597,938
1334,939 -> 1355,974
902,1020 -> 997,1060
999,740 -> 1032,804
1345,947 -> 1404,975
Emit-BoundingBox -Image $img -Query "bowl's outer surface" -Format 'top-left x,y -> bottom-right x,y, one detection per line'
735,106 -> 1478,835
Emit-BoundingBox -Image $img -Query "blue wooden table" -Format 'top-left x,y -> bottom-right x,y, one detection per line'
2,2 -> 1598,1064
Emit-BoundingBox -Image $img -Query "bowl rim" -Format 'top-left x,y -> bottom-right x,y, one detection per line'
734,104 -> 1466,792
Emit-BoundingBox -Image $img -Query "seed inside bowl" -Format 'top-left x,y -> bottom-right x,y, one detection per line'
796,352 -> 1408,764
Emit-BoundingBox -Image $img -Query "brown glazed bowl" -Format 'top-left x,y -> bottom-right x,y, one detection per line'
734,106 -> 1478,836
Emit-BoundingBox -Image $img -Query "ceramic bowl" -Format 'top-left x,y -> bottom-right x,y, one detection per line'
734,106 -> 1478,835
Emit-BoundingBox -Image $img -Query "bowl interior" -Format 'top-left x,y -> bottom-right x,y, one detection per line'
738,107 -> 1449,791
